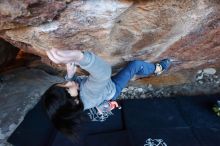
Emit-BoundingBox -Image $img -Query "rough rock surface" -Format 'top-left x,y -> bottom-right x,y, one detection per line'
0,0 -> 67,30
0,0 -> 220,73
0,67 -> 63,146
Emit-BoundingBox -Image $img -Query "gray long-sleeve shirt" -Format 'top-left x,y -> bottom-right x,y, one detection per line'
71,51 -> 116,110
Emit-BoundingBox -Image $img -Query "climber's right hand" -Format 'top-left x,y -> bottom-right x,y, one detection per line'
46,49 -> 84,64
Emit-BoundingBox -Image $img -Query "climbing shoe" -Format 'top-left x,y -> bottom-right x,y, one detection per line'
154,59 -> 171,76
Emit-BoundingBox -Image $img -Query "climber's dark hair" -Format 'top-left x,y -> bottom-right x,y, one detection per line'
42,83 -> 84,142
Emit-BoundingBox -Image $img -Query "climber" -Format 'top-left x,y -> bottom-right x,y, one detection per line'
42,49 -> 171,141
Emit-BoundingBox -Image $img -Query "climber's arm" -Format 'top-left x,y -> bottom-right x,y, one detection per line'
46,49 -> 111,82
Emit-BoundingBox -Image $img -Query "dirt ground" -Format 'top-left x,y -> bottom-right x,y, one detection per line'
122,67 -> 220,99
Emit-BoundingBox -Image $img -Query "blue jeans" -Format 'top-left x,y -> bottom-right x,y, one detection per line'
111,60 -> 155,100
